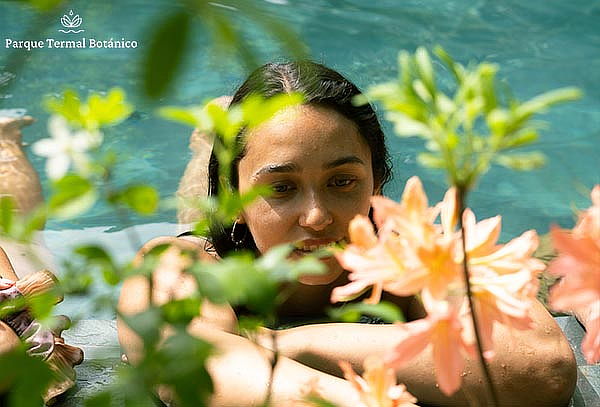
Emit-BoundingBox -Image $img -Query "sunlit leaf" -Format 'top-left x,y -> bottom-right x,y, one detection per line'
415,46 -> 435,97
74,245 -> 121,285
114,184 -> 160,216
27,291 -> 57,322
84,391 -> 112,407
143,11 -> 191,98
0,196 -> 15,235
385,111 -> 431,137
500,129 -> 539,149
158,106 -> 203,128
303,395 -> 340,407
328,301 -> 405,323
120,307 -> 162,348
417,152 -> 446,169
86,88 -> 133,128
48,174 -> 97,219
516,87 -> 582,121
44,89 -> 84,127
161,297 -> 203,326
494,152 -> 547,170
243,93 -> 304,129
0,346 -> 53,407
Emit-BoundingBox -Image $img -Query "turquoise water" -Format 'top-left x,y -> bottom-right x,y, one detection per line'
1,0 -> 599,273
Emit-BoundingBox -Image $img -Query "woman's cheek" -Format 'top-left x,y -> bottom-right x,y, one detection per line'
244,202 -> 291,254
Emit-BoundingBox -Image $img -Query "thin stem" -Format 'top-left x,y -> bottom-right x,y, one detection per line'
263,316 -> 279,407
456,187 -> 499,407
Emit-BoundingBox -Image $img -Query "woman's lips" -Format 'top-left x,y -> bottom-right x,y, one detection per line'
292,238 -> 345,254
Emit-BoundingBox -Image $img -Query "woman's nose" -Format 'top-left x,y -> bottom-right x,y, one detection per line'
299,193 -> 333,231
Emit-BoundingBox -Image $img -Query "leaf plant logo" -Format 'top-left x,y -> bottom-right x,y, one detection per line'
59,10 -> 84,34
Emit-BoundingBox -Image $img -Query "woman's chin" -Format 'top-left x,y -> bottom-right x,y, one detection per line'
297,255 -> 344,285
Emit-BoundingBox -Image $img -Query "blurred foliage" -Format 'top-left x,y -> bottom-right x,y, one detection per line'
143,0 -> 308,98
0,83 -> 323,406
0,0 -> 584,403
0,346 -> 53,407
328,301 -> 405,324
160,92 -> 303,235
357,46 -> 582,191
44,88 -> 133,131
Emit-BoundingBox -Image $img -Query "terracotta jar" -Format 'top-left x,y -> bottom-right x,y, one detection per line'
0,115 -> 44,216
0,247 -> 83,404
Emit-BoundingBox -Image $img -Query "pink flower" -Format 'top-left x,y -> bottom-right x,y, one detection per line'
548,185 -> 600,363
339,356 -> 419,407
386,293 -> 475,396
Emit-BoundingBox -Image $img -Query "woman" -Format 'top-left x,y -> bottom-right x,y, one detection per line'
118,61 -> 577,406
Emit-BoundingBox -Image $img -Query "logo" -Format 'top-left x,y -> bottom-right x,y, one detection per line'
4,9 -> 139,51
59,10 -> 84,34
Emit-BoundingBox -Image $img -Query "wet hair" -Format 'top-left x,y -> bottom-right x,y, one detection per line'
208,61 -> 392,256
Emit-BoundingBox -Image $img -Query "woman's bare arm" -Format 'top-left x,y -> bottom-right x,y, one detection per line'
117,236 -> 362,407
260,299 -> 577,406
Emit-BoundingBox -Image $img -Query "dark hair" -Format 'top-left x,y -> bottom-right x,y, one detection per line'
208,61 -> 392,256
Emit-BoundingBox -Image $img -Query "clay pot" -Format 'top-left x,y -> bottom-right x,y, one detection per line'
0,115 -> 44,218
0,249 -> 83,404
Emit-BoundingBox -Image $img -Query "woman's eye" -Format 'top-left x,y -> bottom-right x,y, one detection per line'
271,183 -> 294,194
330,177 -> 356,188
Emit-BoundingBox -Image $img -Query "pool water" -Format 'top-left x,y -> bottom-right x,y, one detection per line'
1,0 -> 599,315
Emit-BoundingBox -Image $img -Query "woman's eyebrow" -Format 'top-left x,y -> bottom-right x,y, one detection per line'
324,156 -> 365,169
252,162 -> 299,179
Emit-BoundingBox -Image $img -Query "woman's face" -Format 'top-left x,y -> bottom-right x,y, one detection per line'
237,104 -> 375,285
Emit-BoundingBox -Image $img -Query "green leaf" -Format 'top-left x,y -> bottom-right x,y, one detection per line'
500,129 -> 539,149
516,87 -> 582,121
157,106 -> 203,128
74,245 -> 120,285
84,391 -> 113,407
479,63 -> 499,113
486,108 -> 509,137
143,11 -> 191,98
44,89 -> 85,127
243,93 -> 304,129
48,174 -> 97,219
161,297 -> 203,326
27,291 -> 57,322
494,152 -> 547,170
303,395 -> 340,407
0,196 -> 15,235
191,269 -> 227,304
415,46 -> 436,97
0,346 -> 54,407
385,111 -> 431,137
117,185 -> 160,215
434,45 -> 464,83
417,152 -> 446,169
24,0 -> 64,11
86,88 -> 133,128
328,301 -> 405,323
120,307 -> 162,348
159,331 -> 214,406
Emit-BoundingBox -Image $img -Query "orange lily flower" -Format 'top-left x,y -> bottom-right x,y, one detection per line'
548,185 -> 600,363
385,293 -> 475,396
339,356 -> 419,407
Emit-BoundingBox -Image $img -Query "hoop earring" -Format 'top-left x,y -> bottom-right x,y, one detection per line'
230,220 -> 248,247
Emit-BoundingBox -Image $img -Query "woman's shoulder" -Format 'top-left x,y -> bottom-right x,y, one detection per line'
136,233 -> 220,263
